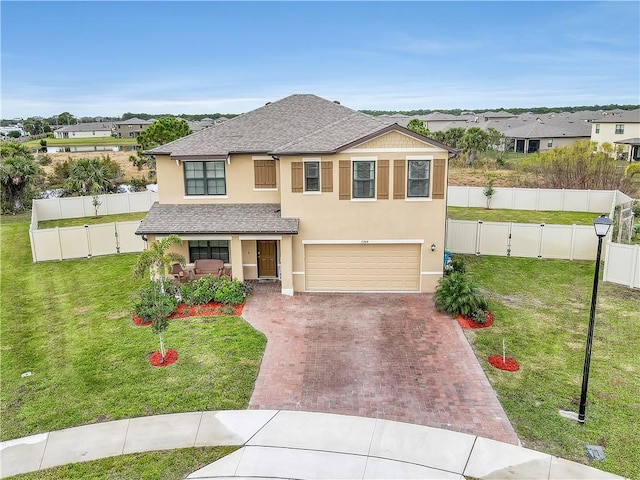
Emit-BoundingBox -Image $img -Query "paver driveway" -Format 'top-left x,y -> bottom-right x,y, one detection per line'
242,282 -> 519,445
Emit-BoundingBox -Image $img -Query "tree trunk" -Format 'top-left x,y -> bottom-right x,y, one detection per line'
159,333 -> 166,363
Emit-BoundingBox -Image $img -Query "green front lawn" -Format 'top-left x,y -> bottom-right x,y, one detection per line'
462,255 -> 640,479
38,212 -> 147,229
10,447 -> 236,480
447,207 -> 598,225
0,219 -> 266,441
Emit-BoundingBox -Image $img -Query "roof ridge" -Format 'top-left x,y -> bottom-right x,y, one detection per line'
273,111 -> 386,152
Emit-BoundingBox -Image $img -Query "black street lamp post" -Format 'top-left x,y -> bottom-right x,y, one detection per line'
578,214 -> 613,423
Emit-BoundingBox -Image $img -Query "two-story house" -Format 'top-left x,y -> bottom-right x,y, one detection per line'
113,118 -> 153,138
136,94 -> 456,295
590,109 -> 640,161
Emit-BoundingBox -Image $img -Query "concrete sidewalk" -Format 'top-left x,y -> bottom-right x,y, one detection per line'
0,410 -> 625,479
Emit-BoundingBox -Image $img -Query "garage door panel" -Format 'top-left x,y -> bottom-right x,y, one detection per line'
305,244 -> 420,291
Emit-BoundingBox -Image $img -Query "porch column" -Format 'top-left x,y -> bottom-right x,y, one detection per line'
230,235 -> 244,282
280,235 -> 294,296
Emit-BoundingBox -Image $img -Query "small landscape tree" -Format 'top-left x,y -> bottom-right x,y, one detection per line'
483,180 -> 496,209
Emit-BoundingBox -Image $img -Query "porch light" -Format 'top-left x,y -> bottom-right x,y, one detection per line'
431,243 -> 436,252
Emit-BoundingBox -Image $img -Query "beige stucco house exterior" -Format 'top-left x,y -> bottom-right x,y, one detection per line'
136,94 -> 456,295
590,109 -> 640,161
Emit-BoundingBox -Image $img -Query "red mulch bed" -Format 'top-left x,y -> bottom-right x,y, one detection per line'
148,349 -> 178,367
133,315 -> 152,326
457,311 -> 494,329
169,301 -> 244,319
488,355 -> 520,371
133,301 -> 244,326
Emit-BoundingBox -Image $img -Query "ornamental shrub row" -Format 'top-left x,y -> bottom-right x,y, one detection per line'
179,276 -> 252,306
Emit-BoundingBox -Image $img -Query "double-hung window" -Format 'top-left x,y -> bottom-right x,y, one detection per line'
352,160 -> 375,198
407,160 -> 430,197
304,161 -> 320,192
615,124 -> 624,135
184,161 -> 226,195
188,240 -> 229,262
595,124 -> 600,134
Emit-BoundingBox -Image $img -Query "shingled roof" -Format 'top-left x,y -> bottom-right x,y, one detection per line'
136,203 -> 298,235
147,94 -> 455,158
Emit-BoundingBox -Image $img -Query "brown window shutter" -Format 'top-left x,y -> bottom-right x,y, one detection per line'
393,160 -> 405,199
291,162 -> 303,193
339,160 -> 350,200
377,160 -> 389,199
432,158 -> 446,199
255,160 -> 276,188
321,161 -> 333,192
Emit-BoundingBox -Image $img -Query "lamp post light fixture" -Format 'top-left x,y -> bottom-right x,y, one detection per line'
578,214 -> 613,424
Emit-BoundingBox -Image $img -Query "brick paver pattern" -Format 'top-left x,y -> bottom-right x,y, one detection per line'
243,282 -> 519,445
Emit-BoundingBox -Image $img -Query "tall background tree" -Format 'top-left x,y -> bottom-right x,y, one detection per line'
459,127 -> 490,165
64,156 -> 122,195
0,142 -> 43,213
131,117 -> 192,179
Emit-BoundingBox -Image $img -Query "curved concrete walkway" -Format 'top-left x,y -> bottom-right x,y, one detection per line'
0,410 -> 624,479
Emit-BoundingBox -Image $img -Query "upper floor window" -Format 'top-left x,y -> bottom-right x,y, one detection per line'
352,160 -> 375,198
595,124 -> 600,134
547,139 -> 553,148
407,160 -> 430,197
185,161 -> 226,196
615,124 -> 624,134
305,161 -> 320,192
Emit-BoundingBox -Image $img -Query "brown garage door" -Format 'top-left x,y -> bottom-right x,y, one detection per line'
305,243 -> 421,292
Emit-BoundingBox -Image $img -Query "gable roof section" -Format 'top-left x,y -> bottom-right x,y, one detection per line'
136,203 -> 299,235
503,120 -> 591,139
595,109 -> 640,124
55,122 -> 113,133
148,94 -> 455,158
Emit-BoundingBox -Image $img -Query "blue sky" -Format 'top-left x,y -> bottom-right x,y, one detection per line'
1,1 -> 639,118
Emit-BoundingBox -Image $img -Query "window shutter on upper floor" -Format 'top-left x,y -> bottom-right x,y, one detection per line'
339,160 -> 351,200
254,160 -> 276,188
393,160 -> 405,199
377,160 -> 389,199
291,162 -> 303,192
432,158 -> 446,199
321,161 -> 333,192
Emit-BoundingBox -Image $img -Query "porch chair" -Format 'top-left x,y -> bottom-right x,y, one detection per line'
171,263 -> 190,283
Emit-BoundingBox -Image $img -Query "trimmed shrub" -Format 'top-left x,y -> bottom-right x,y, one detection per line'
434,272 -> 488,318
133,281 -> 178,322
179,275 -> 250,306
213,276 -> 247,305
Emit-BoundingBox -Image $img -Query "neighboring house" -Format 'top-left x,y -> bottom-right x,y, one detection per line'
136,94 -> 456,295
502,118 -> 592,154
53,122 -> 114,139
590,109 -> 640,161
113,118 -> 153,138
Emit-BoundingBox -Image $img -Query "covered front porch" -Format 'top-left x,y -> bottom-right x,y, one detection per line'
136,202 -> 298,295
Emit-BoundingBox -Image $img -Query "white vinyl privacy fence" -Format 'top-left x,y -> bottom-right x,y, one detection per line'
604,243 -> 640,289
29,191 -> 157,262
448,186 -> 619,213
446,220 -> 600,260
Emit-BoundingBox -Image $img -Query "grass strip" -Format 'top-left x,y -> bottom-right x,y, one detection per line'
38,212 -> 147,229
447,207 -> 597,225
9,446 -> 236,480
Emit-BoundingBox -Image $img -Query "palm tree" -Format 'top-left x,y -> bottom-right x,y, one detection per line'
133,234 -> 185,291
0,142 -> 44,213
459,127 -> 490,165
65,158 -> 112,195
